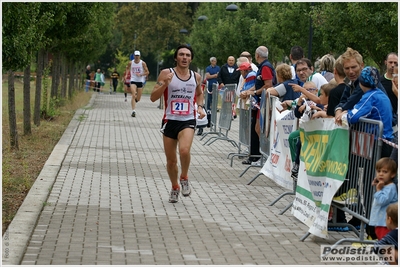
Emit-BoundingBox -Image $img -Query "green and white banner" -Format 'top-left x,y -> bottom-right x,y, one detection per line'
261,97 -> 298,190
291,118 -> 349,239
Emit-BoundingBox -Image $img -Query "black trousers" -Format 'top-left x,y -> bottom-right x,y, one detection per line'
249,110 -> 261,161
112,79 -> 118,92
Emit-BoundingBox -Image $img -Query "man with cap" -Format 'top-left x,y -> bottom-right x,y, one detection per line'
130,50 -> 150,117
238,62 -> 257,101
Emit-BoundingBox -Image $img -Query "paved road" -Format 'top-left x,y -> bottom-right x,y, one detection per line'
3,93 -> 357,265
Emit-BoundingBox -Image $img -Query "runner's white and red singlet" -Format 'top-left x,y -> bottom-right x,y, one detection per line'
163,68 -> 197,121
130,60 -> 145,83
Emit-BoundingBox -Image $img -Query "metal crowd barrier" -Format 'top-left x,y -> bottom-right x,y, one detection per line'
227,99 -> 252,167
203,84 -> 238,147
239,90 -> 269,177
301,118 -> 384,249
203,80 -> 209,113
245,91 -> 273,180
200,83 -> 219,141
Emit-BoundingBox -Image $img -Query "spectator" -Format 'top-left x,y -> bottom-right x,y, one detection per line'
319,54 -> 336,82
369,158 -> 398,240
340,66 -> 393,144
110,67 -> 120,94
240,51 -> 258,71
217,56 -> 240,89
90,70 -> 96,92
94,68 -> 102,93
380,52 -> 398,115
241,46 -> 277,166
267,63 -> 301,103
236,53 -> 258,101
100,70 -> 106,93
334,48 -> 388,128
149,44 -> 205,203
374,202 -> 398,265
238,62 -> 257,109
85,65 -> 91,92
311,81 -> 337,119
289,45 -> 304,80
326,56 -> 347,117
236,56 -> 251,109
289,58 -> 328,104
205,56 -> 220,115
381,53 -> 398,165
393,65 -> 398,96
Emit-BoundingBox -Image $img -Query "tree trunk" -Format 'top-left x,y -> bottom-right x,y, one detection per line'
74,64 -> 78,90
42,51 -> 50,116
61,54 -> 67,98
34,49 -> 44,126
23,64 -> 31,135
8,70 -> 19,149
51,51 -> 61,98
76,64 -> 80,91
68,60 -> 74,99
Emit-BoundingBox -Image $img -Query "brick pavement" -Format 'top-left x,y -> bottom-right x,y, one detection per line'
4,93 -> 364,265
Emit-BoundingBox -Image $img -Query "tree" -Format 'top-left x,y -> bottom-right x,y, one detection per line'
3,2 -> 43,148
311,2 -> 398,72
23,65 -> 31,135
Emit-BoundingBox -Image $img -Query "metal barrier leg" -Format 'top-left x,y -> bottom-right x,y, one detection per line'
230,153 -> 249,167
206,136 -> 237,147
300,232 -> 311,242
269,179 -> 297,212
200,131 -> 219,141
247,173 -> 263,185
239,155 -> 262,177
239,165 -> 254,177
278,202 -> 293,215
269,191 -> 294,206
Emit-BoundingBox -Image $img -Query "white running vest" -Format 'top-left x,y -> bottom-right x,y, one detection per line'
130,60 -> 145,83
163,68 -> 197,121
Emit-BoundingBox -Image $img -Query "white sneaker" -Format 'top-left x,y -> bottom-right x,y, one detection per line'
180,179 -> 191,197
169,188 -> 180,203
124,97 -> 127,102
251,159 -> 262,166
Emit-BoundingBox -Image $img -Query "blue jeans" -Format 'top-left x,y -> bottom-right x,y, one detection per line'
85,80 -> 90,92
206,83 -> 214,111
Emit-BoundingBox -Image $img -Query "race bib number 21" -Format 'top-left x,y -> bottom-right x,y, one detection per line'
171,99 -> 190,115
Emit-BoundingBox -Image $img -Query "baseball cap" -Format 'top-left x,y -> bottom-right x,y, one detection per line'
134,50 -> 140,56
236,62 -> 252,71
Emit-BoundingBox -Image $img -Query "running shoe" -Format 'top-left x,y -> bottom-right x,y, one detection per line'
124,97 -> 127,102
332,188 -> 357,204
180,179 -> 191,197
131,111 -> 136,117
169,188 -> 180,203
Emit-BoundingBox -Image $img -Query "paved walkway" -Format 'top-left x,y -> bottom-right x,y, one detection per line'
3,93 -> 356,265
